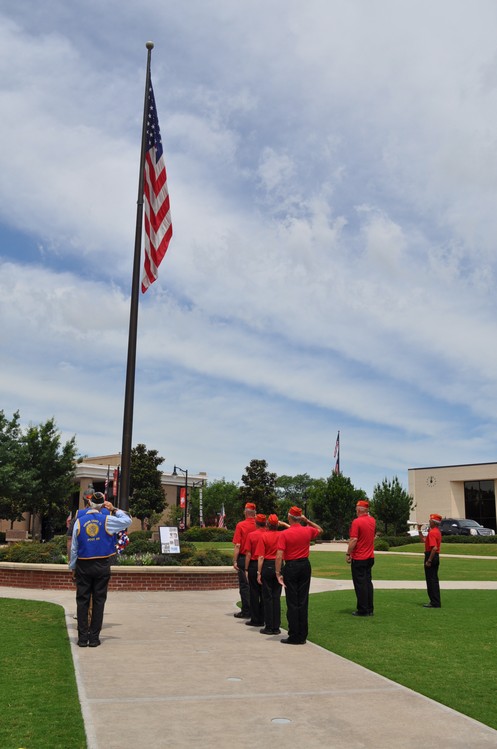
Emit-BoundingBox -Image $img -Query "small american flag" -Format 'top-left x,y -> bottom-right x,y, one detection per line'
141,79 -> 173,293
218,504 -> 226,528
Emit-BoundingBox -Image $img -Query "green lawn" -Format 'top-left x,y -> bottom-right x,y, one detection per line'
392,542 -> 497,556
305,589 -> 497,730
308,550 -> 497,580
0,599 -> 86,749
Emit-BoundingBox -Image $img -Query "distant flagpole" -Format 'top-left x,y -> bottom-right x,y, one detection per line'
118,42 -> 156,512
333,430 -> 340,475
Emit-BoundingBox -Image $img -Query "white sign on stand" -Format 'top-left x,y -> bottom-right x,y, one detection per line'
159,526 -> 181,554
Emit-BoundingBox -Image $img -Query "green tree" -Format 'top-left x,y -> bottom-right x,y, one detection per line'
275,473 -> 316,518
371,476 -> 414,535
239,459 -> 278,516
309,473 -> 368,539
0,411 -> 33,528
189,479 -> 240,527
23,417 -> 78,538
129,443 -> 166,530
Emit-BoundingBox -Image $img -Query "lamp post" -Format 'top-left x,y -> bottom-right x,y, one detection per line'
191,479 -> 205,527
172,465 -> 188,530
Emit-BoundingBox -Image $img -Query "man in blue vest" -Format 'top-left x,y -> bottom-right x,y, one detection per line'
69,492 -> 131,647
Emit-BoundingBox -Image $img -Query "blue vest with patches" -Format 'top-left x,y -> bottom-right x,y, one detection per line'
77,510 -> 116,560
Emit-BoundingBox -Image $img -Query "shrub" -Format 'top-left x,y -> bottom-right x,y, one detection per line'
127,530 -> 153,542
182,526 -> 233,542
124,537 -> 160,555
374,539 -> 390,551
183,548 -> 232,566
0,536 -> 67,564
379,535 -> 420,548
442,535 -> 497,544
152,554 -> 182,566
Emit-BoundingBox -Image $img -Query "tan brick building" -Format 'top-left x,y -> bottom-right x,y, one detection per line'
408,462 -> 497,531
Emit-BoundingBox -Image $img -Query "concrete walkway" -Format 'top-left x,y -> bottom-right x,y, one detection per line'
2,581 -> 497,749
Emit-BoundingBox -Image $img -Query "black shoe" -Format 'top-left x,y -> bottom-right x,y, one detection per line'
281,637 -> 305,644
246,620 -> 264,626
88,639 -> 101,647
234,611 -> 251,619
77,639 -> 88,647
423,603 -> 440,608
352,611 -> 368,617
260,627 -> 274,634
271,629 -> 281,634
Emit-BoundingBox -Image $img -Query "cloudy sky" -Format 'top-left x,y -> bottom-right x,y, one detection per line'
2,1 -> 497,496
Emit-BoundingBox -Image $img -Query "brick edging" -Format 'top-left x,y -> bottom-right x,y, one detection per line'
0,563 -> 238,591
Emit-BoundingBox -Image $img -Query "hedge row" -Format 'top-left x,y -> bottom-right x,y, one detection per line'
127,527 -> 234,542
0,536 -> 67,563
0,534 -> 231,566
441,534 -> 497,544
378,535 -> 421,547
181,526 -> 233,542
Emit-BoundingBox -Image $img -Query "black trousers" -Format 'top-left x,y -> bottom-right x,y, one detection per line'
247,560 -> 264,625
236,554 -> 251,615
75,557 -> 112,642
261,559 -> 281,632
282,557 -> 311,643
424,552 -> 441,607
351,557 -> 374,615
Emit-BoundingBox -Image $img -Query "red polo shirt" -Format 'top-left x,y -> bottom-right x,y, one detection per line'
425,526 -> 442,553
277,524 -> 319,560
349,514 -> 376,560
246,527 -> 267,559
233,517 -> 256,554
255,530 -> 281,560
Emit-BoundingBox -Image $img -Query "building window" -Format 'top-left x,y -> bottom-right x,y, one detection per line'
464,480 -> 496,531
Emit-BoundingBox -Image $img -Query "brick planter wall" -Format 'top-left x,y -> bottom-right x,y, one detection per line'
0,563 -> 238,591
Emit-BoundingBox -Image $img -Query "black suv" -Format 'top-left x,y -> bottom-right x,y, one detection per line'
439,518 -> 495,537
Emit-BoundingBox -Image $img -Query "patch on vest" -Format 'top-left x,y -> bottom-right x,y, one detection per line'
85,522 -> 100,538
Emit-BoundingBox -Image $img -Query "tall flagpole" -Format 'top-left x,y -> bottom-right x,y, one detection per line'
118,41 -> 155,512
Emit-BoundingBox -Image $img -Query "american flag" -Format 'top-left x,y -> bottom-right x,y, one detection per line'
141,80 -> 173,293
333,430 -> 340,475
333,431 -> 340,458
218,504 -> 226,528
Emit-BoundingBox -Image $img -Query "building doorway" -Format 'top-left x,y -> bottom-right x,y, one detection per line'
464,480 -> 496,531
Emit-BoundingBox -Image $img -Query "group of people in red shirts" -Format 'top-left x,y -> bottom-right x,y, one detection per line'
233,502 -> 323,643
233,498 -> 442,642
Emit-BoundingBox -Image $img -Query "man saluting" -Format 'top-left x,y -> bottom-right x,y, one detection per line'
69,492 -> 131,647
275,507 -> 322,645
